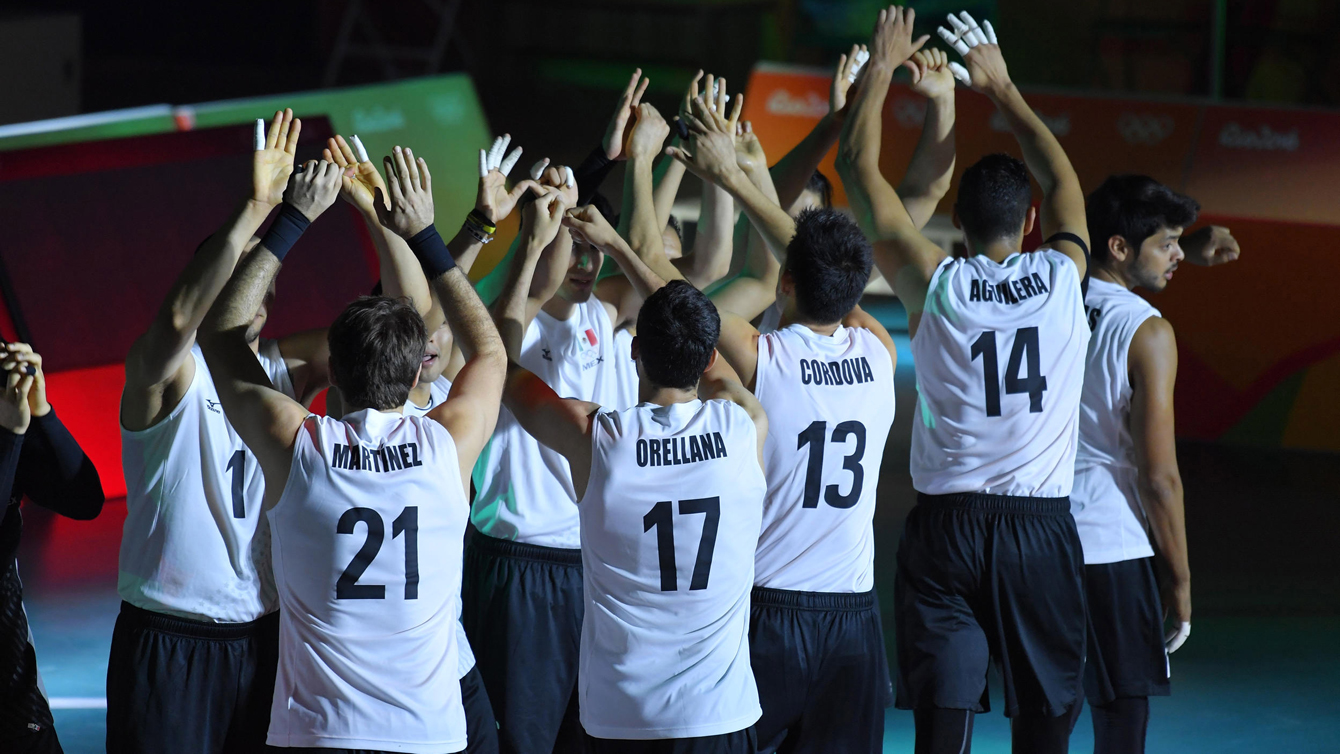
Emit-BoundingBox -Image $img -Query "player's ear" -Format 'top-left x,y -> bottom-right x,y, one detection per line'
1108,234 -> 1130,263
629,336 -> 640,362
704,349 -> 719,373
1022,206 -> 1037,238
951,205 -> 962,230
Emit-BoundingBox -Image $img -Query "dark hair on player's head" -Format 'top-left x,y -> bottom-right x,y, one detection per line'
328,296 -> 427,411
806,170 -> 833,208
1086,175 -> 1200,264
784,208 -> 872,324
635,280 -> 720,390
666,214 -> 683,244
956,153 -> 1032,245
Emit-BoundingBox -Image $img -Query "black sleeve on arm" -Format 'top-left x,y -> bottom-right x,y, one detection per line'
0,430 -> 25,567
575,146 -> 617,208
15,409 -> 104,520
1044,231 -> 1091,297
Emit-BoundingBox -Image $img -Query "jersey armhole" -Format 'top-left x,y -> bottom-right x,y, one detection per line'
1042,232 -> 1091,296
120,349 -> 204,437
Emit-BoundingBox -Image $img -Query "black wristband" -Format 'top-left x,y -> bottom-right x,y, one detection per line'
258,203 -> 311,262
407,224 -> 457,278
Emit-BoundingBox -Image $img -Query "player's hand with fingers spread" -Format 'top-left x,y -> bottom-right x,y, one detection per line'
252,109 -> 301,207
324,134 -> 388,217
868,6 -> 930,70
1,343 -> 47,418
904,48 -> 956,100
0,357 -> 35,435
666,97 -> 742,186
938,10 -> 1008,94
831,44 -> 869,118
734,122 -> 767,175
627,103 -> 672,163
537,164 -> 579,207
285,159 -> 349,222
375,146 -> 436,239
604,68 -> 651,161
477,134 -> 537,225
1181,225 -> 1240,267
563,204 -> 625,252
521,187 -> 570,252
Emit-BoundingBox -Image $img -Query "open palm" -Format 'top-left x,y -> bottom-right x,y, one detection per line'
325,134 -> 387,216
253,109 -> 300,206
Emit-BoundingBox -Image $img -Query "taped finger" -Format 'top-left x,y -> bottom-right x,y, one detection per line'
352,134 -> 370,163
487,135 -> 506,169
948,62 -> 971,85
959,12 -> 985,46
983,20 -> 998,44
565,165 -> 576,189
499,146 -> 523,177
938,26 -> 970,56
254,119 -> 265,151
529,158 -> 550,181
478,149 -> 489,179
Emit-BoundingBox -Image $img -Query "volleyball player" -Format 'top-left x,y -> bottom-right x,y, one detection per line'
501,198 -> 767,749
197,147 -> 505,752
1076,175 -> 1238,753
837,8 -> 1092,752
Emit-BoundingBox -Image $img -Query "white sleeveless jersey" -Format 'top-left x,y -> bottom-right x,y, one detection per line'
579,400 -> 765,740
267,409 -> 468,753
401,375 -> 474,678
119,340 -> 293,622
752,325 -> 895,592
472,300 -> 637,548
613,327 -> 639,400
758,299 -> 783,334
1072,279 -> 1160,564
911,250 -> 1089,497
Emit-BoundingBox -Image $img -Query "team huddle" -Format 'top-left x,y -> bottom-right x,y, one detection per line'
1,5 -> 1247,754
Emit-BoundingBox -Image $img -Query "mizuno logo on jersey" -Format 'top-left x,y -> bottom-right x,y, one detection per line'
331,442 -> 423,472
636,432 -> 728,467
969,273 -> 1050,305
799,357 -> 876,386
206,399 -> 222,414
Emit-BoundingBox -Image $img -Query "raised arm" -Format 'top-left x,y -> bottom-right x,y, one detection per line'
698,352 -> 767,465
1127,315 -> 1191,653
503,364 -> 600,498
897,48 -> 958,228
835,6 -> 945,316
770,46 -> 866,210
708,124 -> 782,322
943,11 -> 1086,275
492,188 -> 571,360
199,159 -> 344,506
121,110 -> 297,432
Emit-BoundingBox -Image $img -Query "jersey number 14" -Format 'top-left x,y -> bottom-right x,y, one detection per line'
970,327 -> 1048,416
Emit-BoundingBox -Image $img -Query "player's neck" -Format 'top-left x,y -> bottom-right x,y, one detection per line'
638,383 -> 699,407
778,307 -> 841,336
407,381 -> 430,408
1091,265 -> 1132,290
541,295 -> 578,322
976,239 -> 1020,264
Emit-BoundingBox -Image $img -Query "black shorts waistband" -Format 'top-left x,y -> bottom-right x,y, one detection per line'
751,586 -> 877,611
117,601 -> 278,640
467,525 -> 583,566
916,491 -> 1071,515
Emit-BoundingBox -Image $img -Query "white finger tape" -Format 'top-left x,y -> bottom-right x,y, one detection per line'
938,26 -> 970,57
479,149 -> 489,179
499,146 -> 522,177
983,20 -> 998,44
351,135 -> 369,163
530,158 -> 550,181
959,12 -> 985,46
254,119 -> 265,151
565,166 -> 576,189
948,62 -> 971,85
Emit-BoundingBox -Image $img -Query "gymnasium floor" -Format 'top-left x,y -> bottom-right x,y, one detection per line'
18,297 -> 1340,752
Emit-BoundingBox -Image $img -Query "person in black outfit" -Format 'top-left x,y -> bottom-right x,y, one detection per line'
0,342 -> 105,754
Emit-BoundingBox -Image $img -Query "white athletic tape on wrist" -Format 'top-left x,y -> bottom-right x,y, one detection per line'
948,62 -> 971,85
254,119 -> 265,151
529,158 -> 550,181
565,165 -> 576,188
351,134 -> 369,163
499,147 -> 522,177
938,26 -> 970,56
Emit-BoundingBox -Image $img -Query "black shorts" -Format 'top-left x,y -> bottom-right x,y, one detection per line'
583,727 -> 756,753
461,663 -> 500,754
749,587 -> 890,754
461,527 -> 584,754
0,560 -> 62,753
1083,557 -> 1171,705
105,601 -> 279,754
894,493 -> 1086,718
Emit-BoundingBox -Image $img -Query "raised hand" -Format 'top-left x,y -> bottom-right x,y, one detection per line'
1181,225 -> 1241,266
375,146 -> 435,239
1,343 -> 48,418
253,109 -> 301,206
564,204 -> 625,252
627,102 -> 672,163
734,122 -> 767,175
869,6 -> 929,70
477,134 -> 538,225
522,187 -> 570,251
666,96 -> 744,185
603,69 -> 651,161
904,48 -> 957,99
285,159 -> 347,222
0,357 -> 34,435
831,44 -> 869,116
937,10 -> 1008,94
537,164 -> 578,207
324,134 -> 388,217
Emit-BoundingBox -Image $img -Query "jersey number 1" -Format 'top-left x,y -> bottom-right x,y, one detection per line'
644,497 -> 720,591
336,507 -> 419,600
970,327 -> 1048,416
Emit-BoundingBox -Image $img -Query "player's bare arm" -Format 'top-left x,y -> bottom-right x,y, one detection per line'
502,363 -> 600,499
898,48 -> 958,229
493,187 -> 571,360
674,74 -> 741,289
122,109 -> 298,432
945,11 -> 1088,276
769,45 -> 866,210
843,304 -> 899,374
836,6 -> 943,319
1180,225 -> 1241,267
709,126 -> 783,323
1127,315 -> 1191,653
199,159 -> 345,507
697,353 -> 768,466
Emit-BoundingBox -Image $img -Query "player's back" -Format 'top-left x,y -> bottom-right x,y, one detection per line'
752,324 -> 895,592
266,409 -> 468,753
579,399 -> 766,740
911,249 -> 1089,497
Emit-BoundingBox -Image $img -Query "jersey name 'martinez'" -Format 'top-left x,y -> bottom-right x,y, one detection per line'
331,442 -> 424,472
636,432 -> 728,468
969,272 -> 1051,305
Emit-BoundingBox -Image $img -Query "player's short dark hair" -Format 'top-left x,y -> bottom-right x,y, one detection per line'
806,170 -> 833,209
328,296 -> 427,411
784,208 -> 871,324
666,214 -> 683,244
956,153 -> 1032,244
1086,175 -> 1200,263
635,280 -> 720,390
